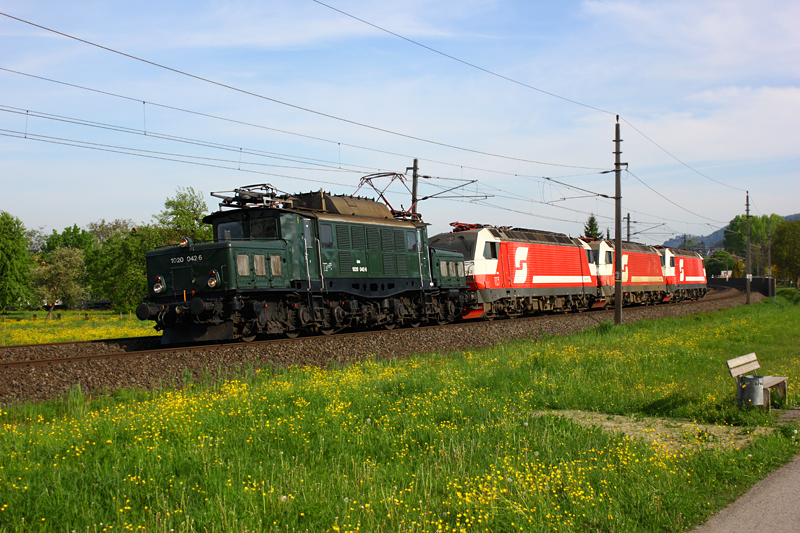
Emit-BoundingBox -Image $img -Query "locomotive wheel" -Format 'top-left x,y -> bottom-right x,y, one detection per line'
285,331 -> 300,339
320,328 -> 335,336
410,321 -> 421,328
384,323 -> 396,330
242,335 -> 256,343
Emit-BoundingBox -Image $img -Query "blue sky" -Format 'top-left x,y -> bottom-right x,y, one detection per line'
1,0 -> 798,243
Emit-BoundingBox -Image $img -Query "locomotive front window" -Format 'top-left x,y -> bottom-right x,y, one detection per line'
250,218 -> 278,240
457,262 -> 465,277
218,221 -> 244,241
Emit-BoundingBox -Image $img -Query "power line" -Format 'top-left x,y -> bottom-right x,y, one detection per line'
625,169 -> 728,224
618,117 -> 748,192
0,12 -> 602,171
309,2 -> 747,194
310,0 -> 617,117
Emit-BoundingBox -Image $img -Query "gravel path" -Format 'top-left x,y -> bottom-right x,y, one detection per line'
0,289 -> 757,406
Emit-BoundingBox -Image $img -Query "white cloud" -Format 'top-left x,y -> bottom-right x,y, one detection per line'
582,0 -> 800,81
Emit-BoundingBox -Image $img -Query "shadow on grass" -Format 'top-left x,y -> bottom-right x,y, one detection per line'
641,392 -> 692,417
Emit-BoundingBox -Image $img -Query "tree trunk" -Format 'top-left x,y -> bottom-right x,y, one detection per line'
46,303 -> 55,320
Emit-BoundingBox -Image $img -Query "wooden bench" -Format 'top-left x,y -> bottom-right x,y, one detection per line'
726,353 -> 788,410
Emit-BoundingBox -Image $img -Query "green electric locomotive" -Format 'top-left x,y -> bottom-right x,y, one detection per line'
136,185 -> 467,344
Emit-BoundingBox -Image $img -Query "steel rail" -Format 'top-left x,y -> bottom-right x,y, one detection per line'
1,288 -> 731,371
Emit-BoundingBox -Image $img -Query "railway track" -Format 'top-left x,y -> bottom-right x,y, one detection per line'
1,288 -> 735,372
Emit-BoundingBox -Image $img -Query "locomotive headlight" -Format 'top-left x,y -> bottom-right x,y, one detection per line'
207,270 -> 219,288
153,275 -> 165,294
179,237 -> 193,248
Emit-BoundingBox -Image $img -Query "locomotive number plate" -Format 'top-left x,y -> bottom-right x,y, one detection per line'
351,266 -> 367,272
171,254 -> 203,264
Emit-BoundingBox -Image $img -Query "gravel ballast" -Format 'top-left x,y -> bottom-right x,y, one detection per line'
0,289 -> 759,405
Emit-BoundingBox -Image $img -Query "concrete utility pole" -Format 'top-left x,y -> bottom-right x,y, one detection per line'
746,191 -> 751,305
767,218 -> 773,297
411,158 -> 419,214
614,118 -> 623,325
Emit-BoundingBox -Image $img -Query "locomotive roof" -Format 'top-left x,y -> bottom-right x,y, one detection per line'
487,227 -> 576,245
291,190 -> 396,219
429,226 -> 579,257
207,186 -> 423,224
655,246 -> 703,258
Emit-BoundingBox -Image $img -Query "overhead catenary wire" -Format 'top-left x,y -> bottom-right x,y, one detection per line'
0,129 -> 356,188
0,16 -> 737,235
4,125 -> 633,231
625,169 -> 728,224
0,12 -> 603,171
2,102 -> 623,223
1,67 -> 609,187
0,105 -> 380,174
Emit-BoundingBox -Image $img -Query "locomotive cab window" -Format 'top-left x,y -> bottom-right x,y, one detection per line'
440,261 -> 448,276
605,251 -> 613,264
457,261 -> 465,277
406,231 -> 418,252
483,242 -> 498,259
217,221 -> 244,241
250,217 -> 278,240
320,224 -> 334,249
670,257 -> 675,267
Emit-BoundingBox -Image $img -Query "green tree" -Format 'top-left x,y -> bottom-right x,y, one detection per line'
42,224 -> 97,254
724,214 -> 785,255
85,218 -> 136,242
88,226 -> 166,311
153,186 -> 213,243
0,211 -> 33,311
732,259 -> 745,278
772,219 -> 800,288
704,250 -> 734,278
583,214 -> 602,239
25,226 -> 47,253
30,246 -> 86,319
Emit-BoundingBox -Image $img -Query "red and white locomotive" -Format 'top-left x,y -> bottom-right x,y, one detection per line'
428,223 -> 706,319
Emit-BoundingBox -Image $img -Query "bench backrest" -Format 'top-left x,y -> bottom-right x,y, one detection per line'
727,352 -> 760,378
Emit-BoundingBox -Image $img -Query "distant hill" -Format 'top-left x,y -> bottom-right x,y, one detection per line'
661,213 -> 799,248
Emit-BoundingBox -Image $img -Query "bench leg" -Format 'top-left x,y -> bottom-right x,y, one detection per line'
736,377 -> 743,408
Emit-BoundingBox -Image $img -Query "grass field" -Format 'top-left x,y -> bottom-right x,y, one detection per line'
0,290 -> 799,532
0,310 -> 159,345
